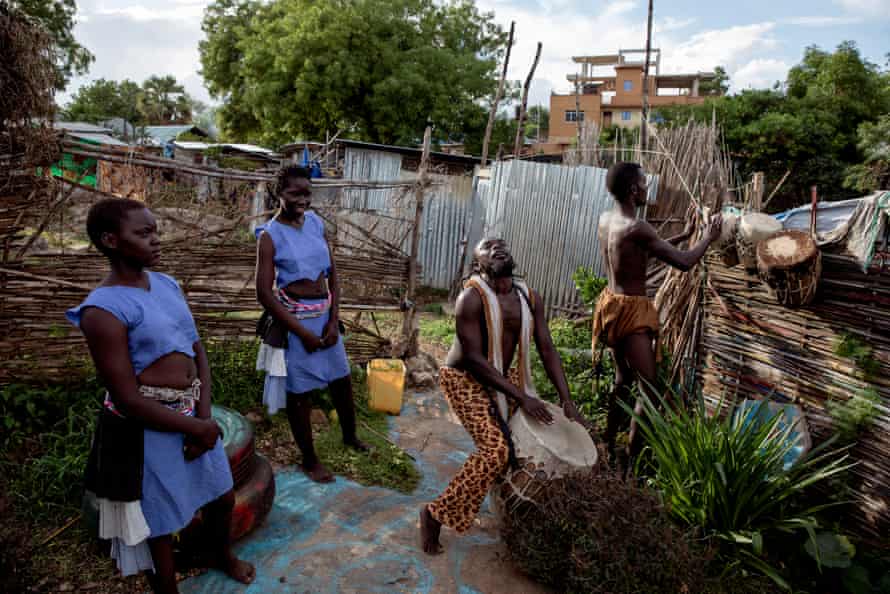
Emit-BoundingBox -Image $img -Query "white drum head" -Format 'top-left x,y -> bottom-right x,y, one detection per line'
509,400 -> 598,468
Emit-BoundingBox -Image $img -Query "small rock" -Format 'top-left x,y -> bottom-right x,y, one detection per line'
409,370 -> 437,390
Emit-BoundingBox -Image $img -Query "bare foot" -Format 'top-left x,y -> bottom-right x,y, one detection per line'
300,461 -> 335,483
419,505 -> 443,555
221,555 -> 256,584
344,438 -> 371,453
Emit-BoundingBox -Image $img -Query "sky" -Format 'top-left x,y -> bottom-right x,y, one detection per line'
61,0 -> 890,110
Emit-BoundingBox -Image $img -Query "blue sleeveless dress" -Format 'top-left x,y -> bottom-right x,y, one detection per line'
66,271 -> 233,575
255,212 -> 350,408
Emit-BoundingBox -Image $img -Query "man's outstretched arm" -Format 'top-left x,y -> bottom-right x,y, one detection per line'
530,289 -> 588,425
635,215 -> 721,272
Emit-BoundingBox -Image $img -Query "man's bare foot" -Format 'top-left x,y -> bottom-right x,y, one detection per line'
344,438 -> 371,453
220,554 -> 256,584
300,461 -> 334,483
419,505 -> 443,555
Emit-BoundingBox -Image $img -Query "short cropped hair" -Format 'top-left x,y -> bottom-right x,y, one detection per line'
274,164 -> 311,197
606,162 -> 643,201
86,198 -> 146,256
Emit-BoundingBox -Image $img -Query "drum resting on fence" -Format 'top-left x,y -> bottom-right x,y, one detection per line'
492,400 -> 598,523
737,213 -> 782,270
715,212 -> 740,267
756,230 -> 821,307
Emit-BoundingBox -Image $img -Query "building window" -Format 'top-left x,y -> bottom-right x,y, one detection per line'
621,111 -> 632,121
565,110 -> 584,122
623,80 -> 633,92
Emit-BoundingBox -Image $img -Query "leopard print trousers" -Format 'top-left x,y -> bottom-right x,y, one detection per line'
428,366 -> 519,533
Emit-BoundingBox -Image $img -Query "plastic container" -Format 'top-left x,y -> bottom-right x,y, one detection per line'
367,358 -> 406,415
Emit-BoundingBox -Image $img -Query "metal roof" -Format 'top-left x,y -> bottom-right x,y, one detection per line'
54,121 -> 114,134
142,125 -> 209,145
67,132 -> 131,147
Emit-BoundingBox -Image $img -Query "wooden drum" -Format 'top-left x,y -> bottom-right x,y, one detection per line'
492,400 -> 598,523
756,230 -> 821,307
737,213 -> 782,270
715,213 -> 740,267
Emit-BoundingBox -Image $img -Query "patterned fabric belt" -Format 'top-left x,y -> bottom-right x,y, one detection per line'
277,289 -> 331,320
104,379 -> 201,418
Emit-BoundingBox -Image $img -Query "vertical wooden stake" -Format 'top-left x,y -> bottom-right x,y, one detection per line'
402,126 -> 431,357
481,22 -> 515,168
640,0 -> 654,153
513,42 -> 542,159
810,185 -> 818,238
752,171 -> 765,212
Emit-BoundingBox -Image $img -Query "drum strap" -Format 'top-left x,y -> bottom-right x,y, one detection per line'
487,393 -> 520,471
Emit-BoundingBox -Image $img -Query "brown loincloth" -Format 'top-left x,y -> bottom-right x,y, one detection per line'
591,288 -> 661,364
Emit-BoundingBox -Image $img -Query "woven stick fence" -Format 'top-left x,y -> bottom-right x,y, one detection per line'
1,138 -> 426,382
700,251 -> 890,539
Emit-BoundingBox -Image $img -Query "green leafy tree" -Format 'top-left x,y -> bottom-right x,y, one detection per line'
200,0 -> 506,145
526,105 -> 549,141
844,114 -> 890,192
699,65 -> 729,96
139,75 -> 194,125
660,42 -> 890,209
63,78 -> 143,126
10,0 -> 94,90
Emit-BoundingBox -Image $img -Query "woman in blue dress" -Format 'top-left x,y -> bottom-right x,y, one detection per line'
67,199 -> 255,592
255,165 -> 369,483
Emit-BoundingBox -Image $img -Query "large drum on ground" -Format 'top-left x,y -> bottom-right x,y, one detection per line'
737,213 -> 782,270
756,230 -> 821,307
82,405 -> 275,543
492,401 -> 598,522
715,213 -> 740,267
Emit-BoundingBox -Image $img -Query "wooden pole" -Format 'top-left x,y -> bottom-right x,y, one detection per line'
481,22 -> 515,168
574,79 -> 583,148
640,0 -> 654,153
752,171 -> 765,211
810,185 -> 819,237
513,42 -> 542,159
402,126 -> 431,357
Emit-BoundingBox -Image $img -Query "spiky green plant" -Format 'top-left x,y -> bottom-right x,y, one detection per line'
625,391 -> 855,589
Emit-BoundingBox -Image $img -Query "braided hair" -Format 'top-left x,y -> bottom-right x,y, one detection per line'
272,164 -> 310,198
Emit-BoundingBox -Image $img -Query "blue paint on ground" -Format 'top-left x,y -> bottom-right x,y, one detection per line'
179,393 -> 528,594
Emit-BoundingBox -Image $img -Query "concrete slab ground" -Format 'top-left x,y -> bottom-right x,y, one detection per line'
181,391 -> 549,594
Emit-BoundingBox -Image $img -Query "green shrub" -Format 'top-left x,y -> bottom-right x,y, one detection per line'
418,316 -> 455,347
827,388 -> 881,443
629,391 -> 855,588
573,266 -> 607,309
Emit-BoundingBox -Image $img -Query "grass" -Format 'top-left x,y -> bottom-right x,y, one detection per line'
0,338 -> 420,592
418,315 -> 455,348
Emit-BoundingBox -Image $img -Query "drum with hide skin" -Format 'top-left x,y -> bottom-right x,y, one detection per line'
492,400 -> 598,523
737,213 -> 782,270
756,230 -> 821,307
715,213 -> 740,267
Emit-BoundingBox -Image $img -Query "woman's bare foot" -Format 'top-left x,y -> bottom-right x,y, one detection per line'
344,438 -> 371,453
419,505 -> 443,555
300,461 -> 335,483
220,554 -> 256,584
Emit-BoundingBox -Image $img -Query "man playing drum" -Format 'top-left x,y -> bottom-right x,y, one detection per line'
595,162 -> 721,465
419,238 -> 587,555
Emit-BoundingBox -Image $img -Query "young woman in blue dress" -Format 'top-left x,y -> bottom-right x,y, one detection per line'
255,165 -> 369,483
67,199 -> 255,592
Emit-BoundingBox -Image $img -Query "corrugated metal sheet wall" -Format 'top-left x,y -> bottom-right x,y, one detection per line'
338,149 -> 659,308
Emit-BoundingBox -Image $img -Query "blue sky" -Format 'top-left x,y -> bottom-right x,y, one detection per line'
62,0 -> 889,109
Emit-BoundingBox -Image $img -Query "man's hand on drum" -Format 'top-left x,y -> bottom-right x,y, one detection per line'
560,398 -> 589,428
520,395 -> 553,425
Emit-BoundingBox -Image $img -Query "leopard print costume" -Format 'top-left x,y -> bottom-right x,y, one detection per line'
428,366 -> 520,533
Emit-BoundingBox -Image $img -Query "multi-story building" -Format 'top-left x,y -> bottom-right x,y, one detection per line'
540,49 -> 722,155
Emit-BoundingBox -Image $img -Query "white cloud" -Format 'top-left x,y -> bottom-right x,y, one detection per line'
833,0 -> 890,17
92,4 -> 206,23
784,15 -> 864,26
656,17 -> 696,34
666,23 -> 778,74
732,58 -> 790,90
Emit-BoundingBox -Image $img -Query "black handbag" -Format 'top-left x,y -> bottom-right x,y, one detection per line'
256,309 -> 289,348
84,407 -> 144,502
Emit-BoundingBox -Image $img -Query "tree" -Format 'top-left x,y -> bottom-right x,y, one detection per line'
139,75 -> 194,125
659,42 -> 890,208
200,0 -> 506,146
699,66 -> 729,96
526,105 -> 549,141
844,115 -> 890,192
63,79 -> 143,126
10,0 -> 93,90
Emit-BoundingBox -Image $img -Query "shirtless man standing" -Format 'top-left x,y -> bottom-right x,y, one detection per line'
419,238 -> 587,554
594,162 -> 721,462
